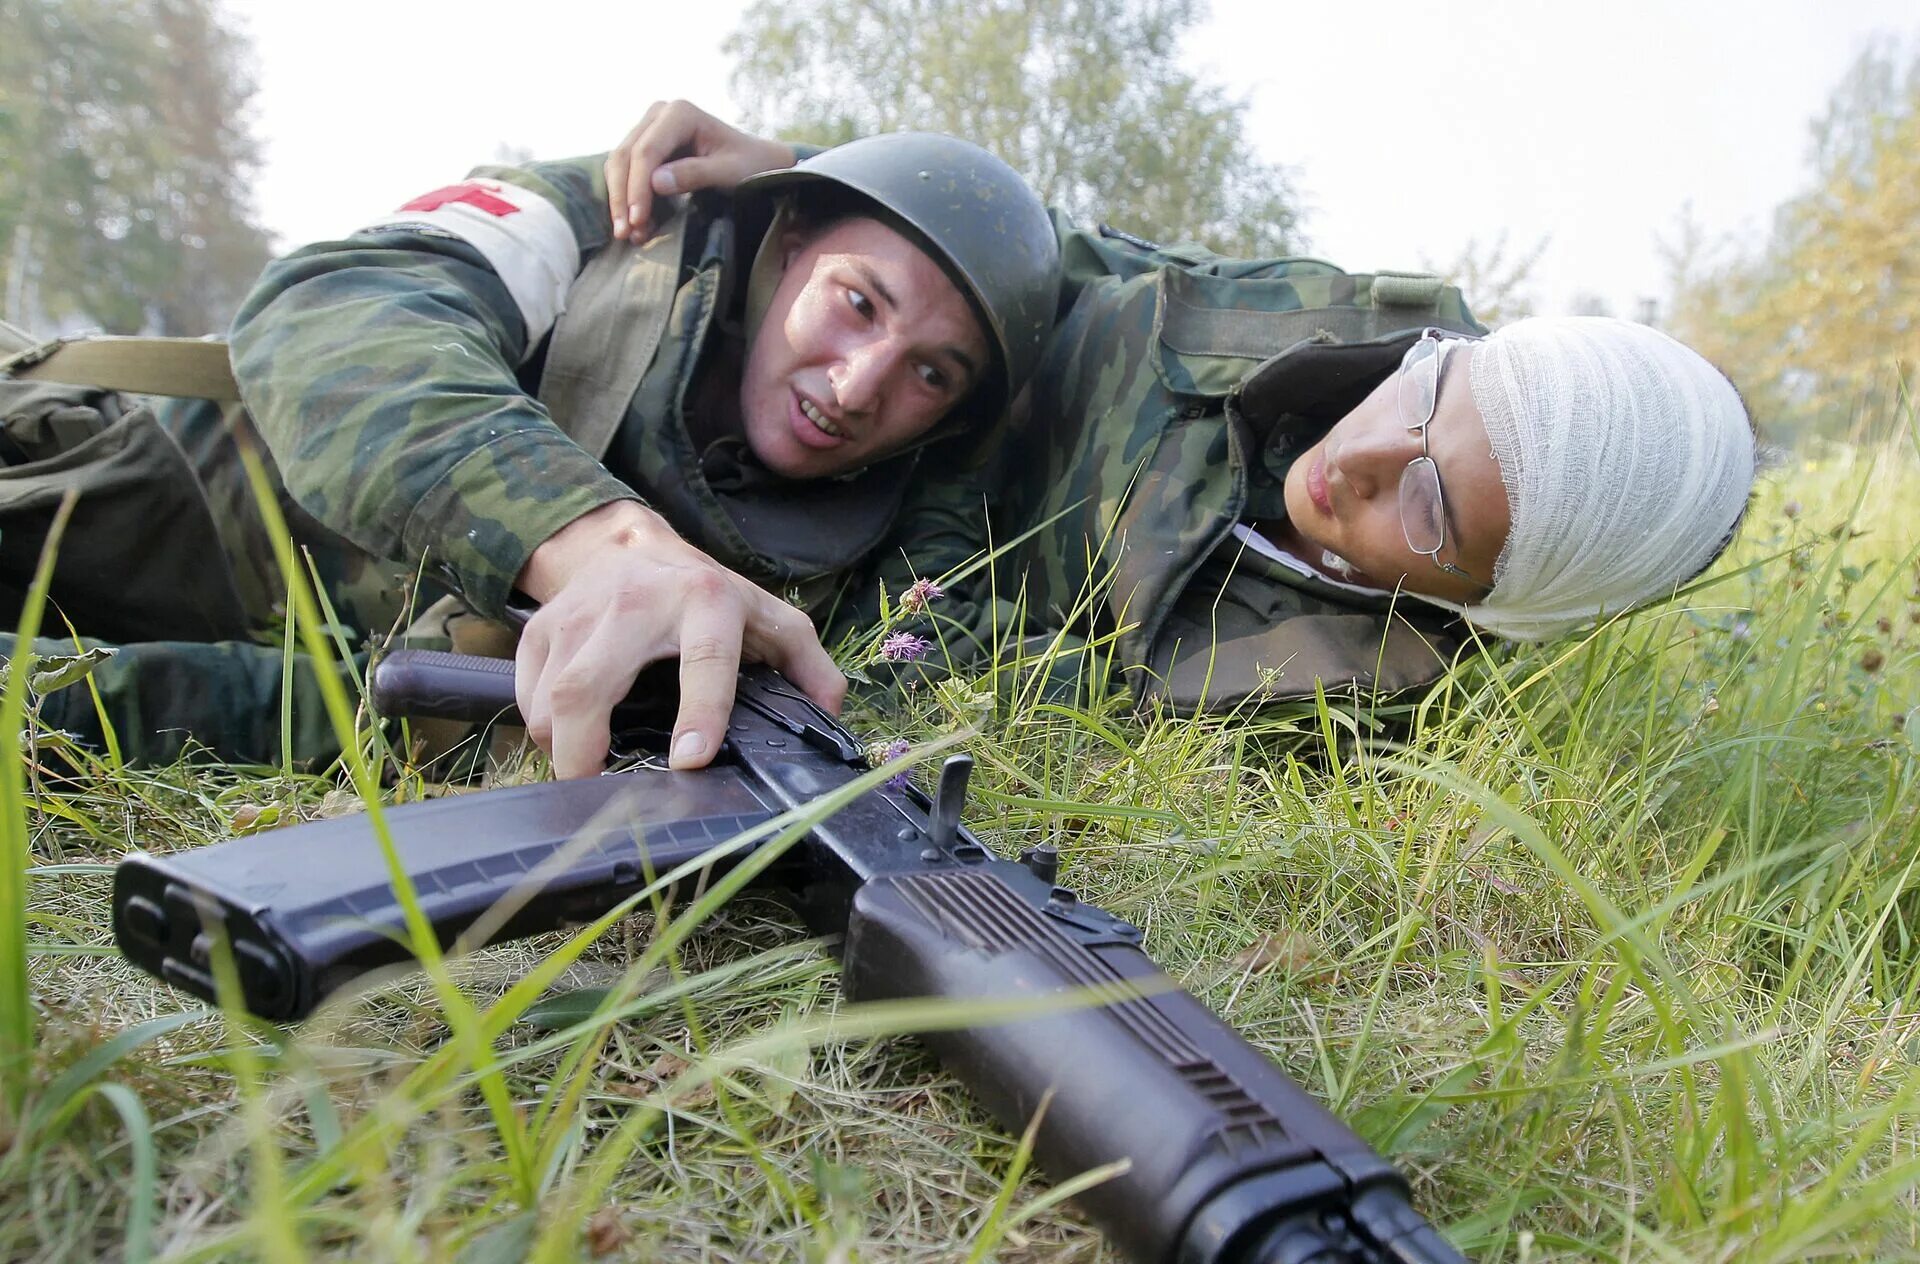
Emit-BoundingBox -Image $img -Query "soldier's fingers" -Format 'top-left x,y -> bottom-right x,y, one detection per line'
606,105 -> 661,239
669,601 -> 747,770
623,142 -> 659,241
748,603 -> 847,716
628,103 -> 710,242
651,154 -> 739,199
514,621 -> 554,749
606,149 -> 631,239
543,629 -> 646,779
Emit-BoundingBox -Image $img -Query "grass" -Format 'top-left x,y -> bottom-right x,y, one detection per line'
4,427 -> 1920,1262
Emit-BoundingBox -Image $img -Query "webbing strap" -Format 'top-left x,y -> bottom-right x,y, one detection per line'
1160,300 -> 1430,361
1157,287 -> 1333,360
1,336 -> 241,401
1156,267 -> 1449,361
537,204 -> 689,460
1369,271 -> 1446,309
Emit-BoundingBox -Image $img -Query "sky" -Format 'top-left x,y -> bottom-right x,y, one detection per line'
229,0 -> 1915,319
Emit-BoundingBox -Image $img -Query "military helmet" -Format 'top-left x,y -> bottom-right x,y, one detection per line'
735,132 -> 1061,424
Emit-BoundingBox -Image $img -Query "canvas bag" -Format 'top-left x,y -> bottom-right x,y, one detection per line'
0,321 -> 257,644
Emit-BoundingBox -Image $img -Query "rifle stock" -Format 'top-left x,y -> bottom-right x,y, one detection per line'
112,650 -> 1465,1264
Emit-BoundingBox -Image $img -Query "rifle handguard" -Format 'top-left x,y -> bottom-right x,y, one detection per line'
845,864 -> 1464,1264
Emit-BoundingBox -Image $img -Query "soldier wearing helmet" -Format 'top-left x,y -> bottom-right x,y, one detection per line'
197,119 -> 1061,777
605,104 -> 1756,718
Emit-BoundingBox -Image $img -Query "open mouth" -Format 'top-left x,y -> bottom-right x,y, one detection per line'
799,395 -> 845,439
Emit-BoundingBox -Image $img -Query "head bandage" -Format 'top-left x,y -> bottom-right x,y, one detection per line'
1418,317 -> 1755,641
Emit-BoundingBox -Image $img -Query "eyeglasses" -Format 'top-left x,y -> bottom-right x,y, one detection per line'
1396,327 -> 1487,589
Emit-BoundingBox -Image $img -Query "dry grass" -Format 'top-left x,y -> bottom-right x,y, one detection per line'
5,427 -> 1920,1262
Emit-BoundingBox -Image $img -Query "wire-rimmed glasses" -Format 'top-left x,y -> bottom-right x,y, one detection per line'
1395,328 -> 1487,588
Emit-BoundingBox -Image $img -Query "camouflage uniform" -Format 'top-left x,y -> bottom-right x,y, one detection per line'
5,153 -> 1012,765
996,227 -> 1488,713
5,171 -> 1484,762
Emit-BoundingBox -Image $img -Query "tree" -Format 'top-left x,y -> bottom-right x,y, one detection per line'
1665,41 -> 1920,441
0,0 -> 271,335
1422,231 -> 1546,329
725,0 -> 1303,257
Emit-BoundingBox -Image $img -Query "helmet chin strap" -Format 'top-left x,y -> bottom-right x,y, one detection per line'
741,199 -> 798,352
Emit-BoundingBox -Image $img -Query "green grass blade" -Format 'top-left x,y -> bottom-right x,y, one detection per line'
0,490 -> 76,1116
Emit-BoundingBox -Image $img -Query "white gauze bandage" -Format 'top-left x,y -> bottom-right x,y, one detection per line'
1420,317 -> 1755,641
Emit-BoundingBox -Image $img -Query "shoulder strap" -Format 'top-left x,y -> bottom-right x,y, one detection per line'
537,203 -> 691,460
1155,266 -> 1460,362
0,335 -> 240,402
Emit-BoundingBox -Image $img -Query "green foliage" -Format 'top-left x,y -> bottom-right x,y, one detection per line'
0,0 -> 271,334
1665,39 -> 1920,443
725,0 -> 1303,257
5,414 -> 1920,1258
0,502 -> 62,1117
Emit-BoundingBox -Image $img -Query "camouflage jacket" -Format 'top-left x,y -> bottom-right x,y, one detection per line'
227,154 -> 995,641
217,159 -> 1487,707
999,228 -> 1489,713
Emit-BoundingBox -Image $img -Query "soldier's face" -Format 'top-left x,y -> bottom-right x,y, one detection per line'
1281,344 -> 1511,603
740,216 -> 988,479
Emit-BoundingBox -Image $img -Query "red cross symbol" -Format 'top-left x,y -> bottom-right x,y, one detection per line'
397,182 -> 520,217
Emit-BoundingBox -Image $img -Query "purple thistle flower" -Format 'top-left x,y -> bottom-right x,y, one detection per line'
877,736 -> 913,789
899,578 -> 946,612
880,631 -> 933,662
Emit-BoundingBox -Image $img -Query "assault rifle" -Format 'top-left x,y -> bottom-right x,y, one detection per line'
113,649 -> 1466,1264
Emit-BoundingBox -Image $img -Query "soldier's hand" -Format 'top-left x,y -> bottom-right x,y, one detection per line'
606,100 -> 797,242
514,500 -> 846,778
